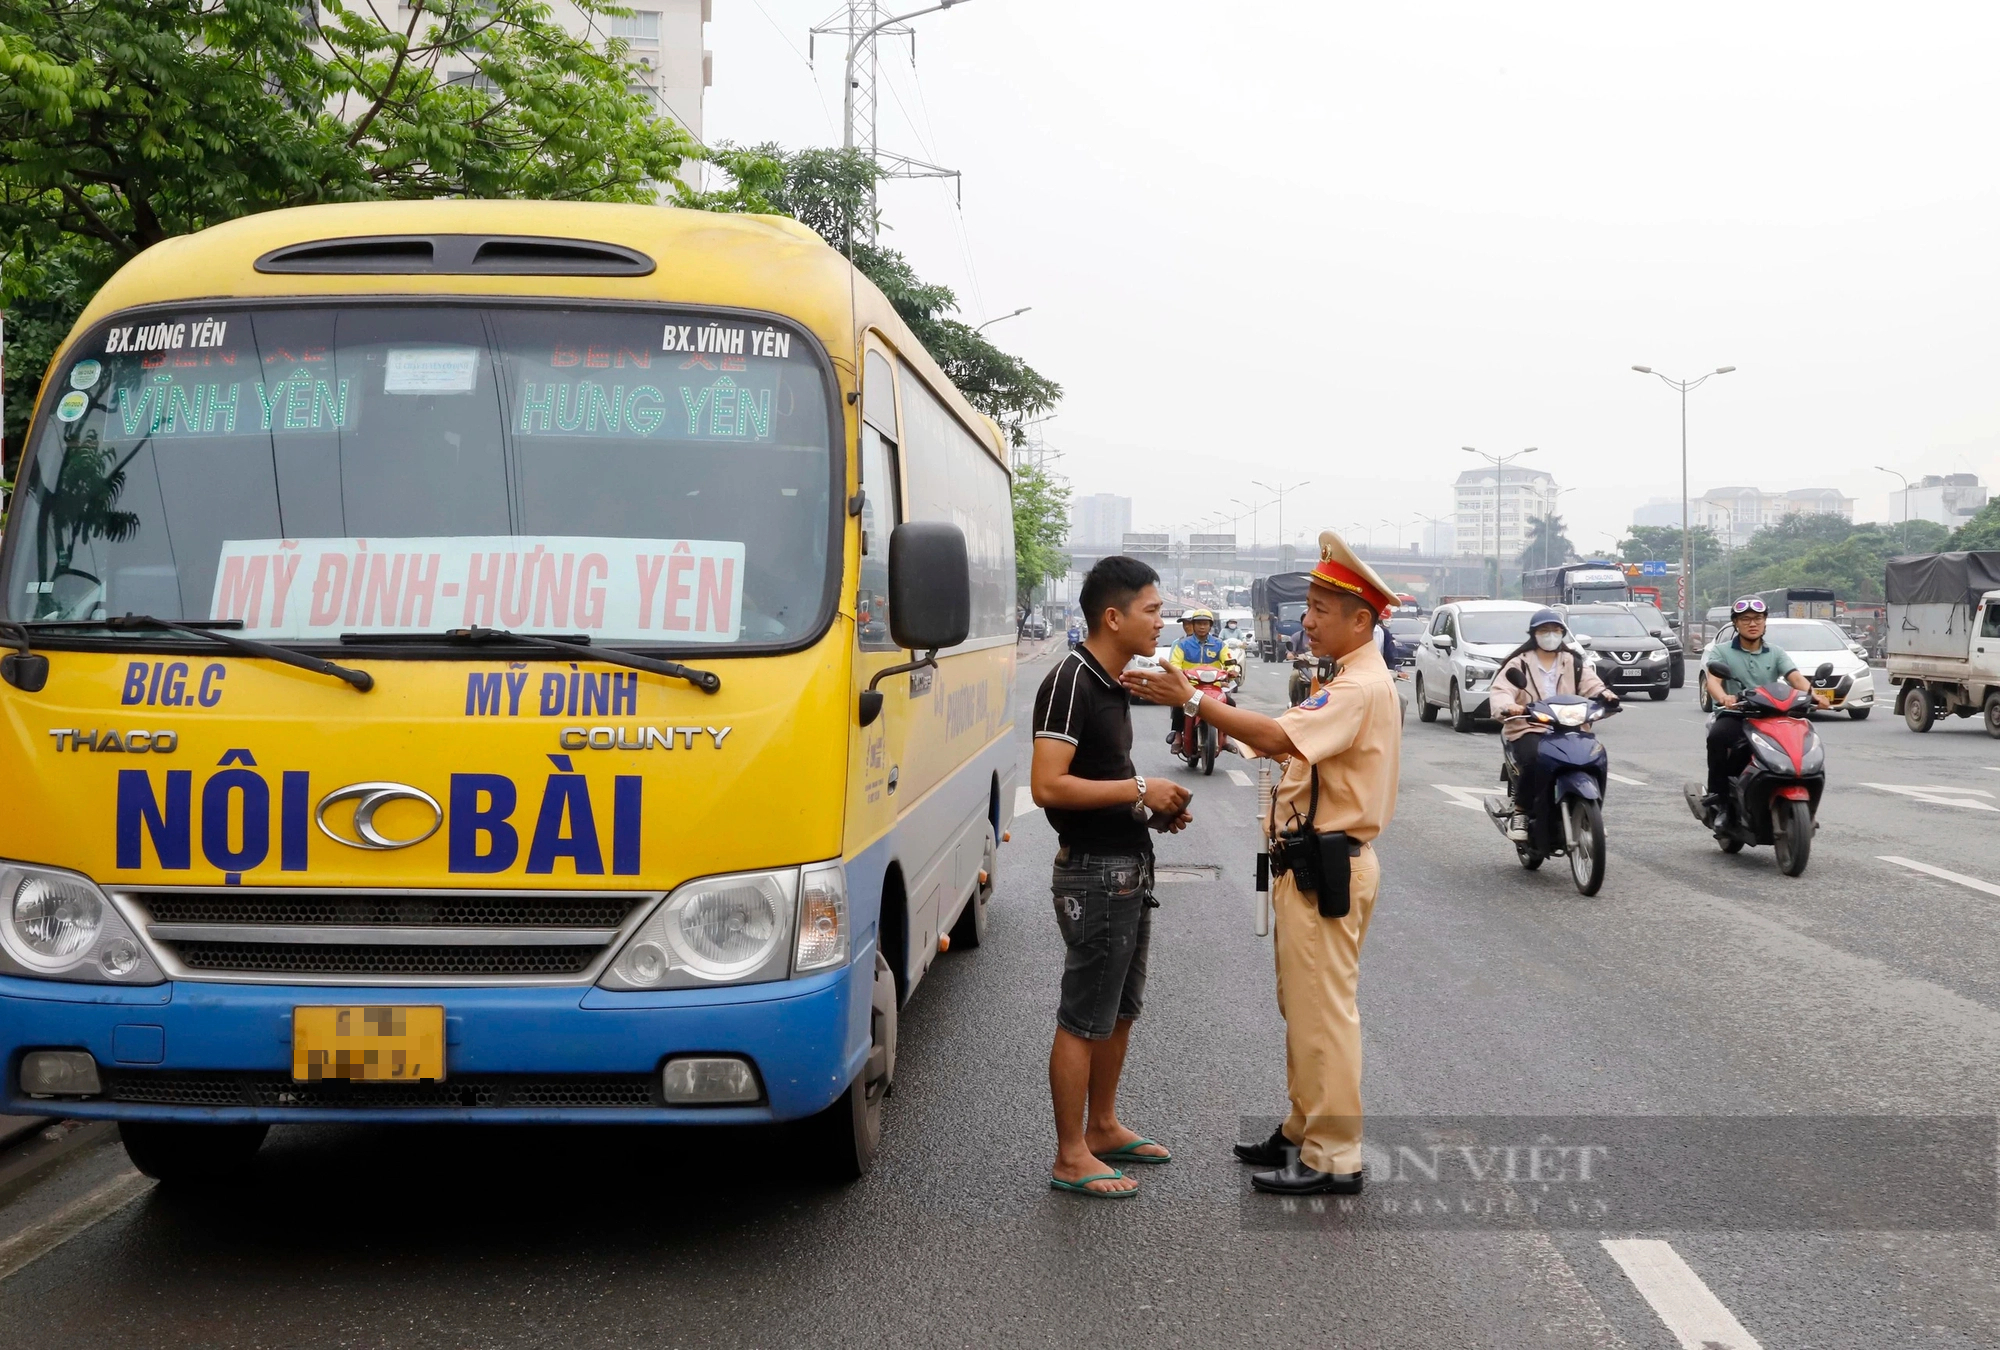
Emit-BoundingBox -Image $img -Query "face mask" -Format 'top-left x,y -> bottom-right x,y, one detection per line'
1535,631 -> 1563,652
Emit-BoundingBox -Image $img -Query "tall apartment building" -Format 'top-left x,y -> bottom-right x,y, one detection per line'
1632,486 -> 1857,547
1889,474 -> 1988,528
1453,466 -> 1560,560
1071,493 -> 1133,549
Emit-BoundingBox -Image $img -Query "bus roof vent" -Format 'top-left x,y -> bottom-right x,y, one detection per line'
255,235 -> 655,276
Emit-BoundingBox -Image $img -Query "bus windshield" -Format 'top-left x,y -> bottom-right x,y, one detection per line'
4,303 -> 836,649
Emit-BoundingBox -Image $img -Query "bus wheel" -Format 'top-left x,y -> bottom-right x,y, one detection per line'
949,827 -> 996,950
120,1122 -> 267,1184
811,952 -> 896,1181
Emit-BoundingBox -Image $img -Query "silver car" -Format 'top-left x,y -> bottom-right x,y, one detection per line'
1413,600 -> 1544,732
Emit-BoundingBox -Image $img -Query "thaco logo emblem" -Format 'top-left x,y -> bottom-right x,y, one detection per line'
316,782 -> 444,851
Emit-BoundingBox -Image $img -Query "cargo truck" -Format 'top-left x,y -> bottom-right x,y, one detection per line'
1883,552 -> 2000,736
1251,572 -> 1312,661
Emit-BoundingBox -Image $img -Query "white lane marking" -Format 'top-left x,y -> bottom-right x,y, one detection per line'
1432,784 -> 1505,812
1879,855 -> 2000,900
0,1168 -> 153,1283
1601,1239 -> 1762,1350
1522,1232 -> 1629,1350
1226,769 -> 1254,788
1862,783 -> 1998,811
1607,772 -> 1647,787
1013,785 -> 1039,817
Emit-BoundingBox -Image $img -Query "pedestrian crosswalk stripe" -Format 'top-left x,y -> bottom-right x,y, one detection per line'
1226,769 -> 1254,787
1013,785 -> 1039,818
1601,1239 -> 1762,1349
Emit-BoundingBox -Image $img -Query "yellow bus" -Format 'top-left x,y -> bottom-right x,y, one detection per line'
0,200 -> 1018,1181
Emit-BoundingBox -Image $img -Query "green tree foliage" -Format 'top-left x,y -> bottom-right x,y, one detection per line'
1948,498 -> 2000,551
1,0 -> 696,463
698,144 -> 1062,444
1009,462 -> 1071,619
1516,513 -> 1576,573
1698,515 -> 1952,609
1616,524 -> 1721,572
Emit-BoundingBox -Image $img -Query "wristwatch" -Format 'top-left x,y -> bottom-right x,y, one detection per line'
1181,692 -> 1205,719
1131,775 -> 1148,820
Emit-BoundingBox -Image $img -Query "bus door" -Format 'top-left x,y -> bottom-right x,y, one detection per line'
855,348 -> 937,976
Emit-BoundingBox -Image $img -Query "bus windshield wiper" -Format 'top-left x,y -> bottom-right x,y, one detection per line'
102,615 -> 374,692
356,627 -> 722,693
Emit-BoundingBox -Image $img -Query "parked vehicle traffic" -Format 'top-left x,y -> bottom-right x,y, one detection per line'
1563,605 -> 1674,700
1884,551 -> 2000,736
1482,679 -> 1619,895
1412,600 -> 1543,731
1684,661 -> 1835,876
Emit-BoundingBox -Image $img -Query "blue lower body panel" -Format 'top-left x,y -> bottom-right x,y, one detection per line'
0,956 -> 870,1125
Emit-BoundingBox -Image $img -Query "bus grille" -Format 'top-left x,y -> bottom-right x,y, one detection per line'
122,888 -> 656,983
101,1071 -> 660,1109
169,942 -> 596,976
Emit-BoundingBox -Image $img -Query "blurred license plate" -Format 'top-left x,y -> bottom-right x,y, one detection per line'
293,1006 -> 445,1082
1621,668 -> 1642,678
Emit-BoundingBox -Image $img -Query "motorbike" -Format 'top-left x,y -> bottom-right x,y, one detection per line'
1176,660 -> 1241,775
1289,653 -> 1333,708
1481,672 -> 1620,895
1681,660 -> 1836,877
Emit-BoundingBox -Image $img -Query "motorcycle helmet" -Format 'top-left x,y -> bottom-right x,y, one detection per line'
1183,608 -> 1215,624
1527,607 -> 1566,634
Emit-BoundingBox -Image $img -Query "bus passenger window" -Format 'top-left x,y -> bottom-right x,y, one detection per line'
858,424 -> 902,650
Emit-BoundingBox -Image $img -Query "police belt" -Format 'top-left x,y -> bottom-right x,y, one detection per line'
1257,759 -> 1360,919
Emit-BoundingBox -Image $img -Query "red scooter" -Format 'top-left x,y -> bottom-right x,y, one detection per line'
1682,660 -> 1834,877
1176,660 -> 1240,776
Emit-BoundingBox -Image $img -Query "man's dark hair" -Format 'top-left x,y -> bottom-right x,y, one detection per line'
1080,556 -> 1160,634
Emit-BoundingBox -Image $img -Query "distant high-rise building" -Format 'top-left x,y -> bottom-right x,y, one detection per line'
1071,493 -> 1133,548
1454,466 -> 1559,559
1631,486 -> 1858,547
1889,474 -> 1987,528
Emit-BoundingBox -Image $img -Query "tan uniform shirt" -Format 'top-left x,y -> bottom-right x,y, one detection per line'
1268,640 -> 1401,844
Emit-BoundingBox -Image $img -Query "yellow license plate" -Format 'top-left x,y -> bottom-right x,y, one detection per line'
292,1006 -> 445,1083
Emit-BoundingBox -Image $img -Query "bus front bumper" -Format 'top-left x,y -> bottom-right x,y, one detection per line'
0,959 -> 870,1126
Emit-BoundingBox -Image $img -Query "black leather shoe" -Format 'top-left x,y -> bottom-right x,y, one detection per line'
1250,1156 -> 1364,1195
1233,1126 -> 1296,1168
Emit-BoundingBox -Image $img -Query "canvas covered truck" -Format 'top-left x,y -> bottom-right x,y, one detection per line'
1884,552 -> 2000,736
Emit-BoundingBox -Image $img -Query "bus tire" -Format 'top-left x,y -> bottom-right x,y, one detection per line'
811,953 -> 896,1182
120,1122 -> 267,1184
949,827 -> 995,950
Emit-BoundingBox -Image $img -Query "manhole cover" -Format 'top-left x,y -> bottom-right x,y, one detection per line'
1154,864 -> 1221,883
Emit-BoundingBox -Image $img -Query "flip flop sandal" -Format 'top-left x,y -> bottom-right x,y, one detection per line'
1049,1169 -> 1138,1198
1101,1138 -> 1171,1164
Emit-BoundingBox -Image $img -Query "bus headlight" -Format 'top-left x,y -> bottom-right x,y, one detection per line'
0,864 -> 163,984
599,868 -> 797,990
793,861 -> 849,974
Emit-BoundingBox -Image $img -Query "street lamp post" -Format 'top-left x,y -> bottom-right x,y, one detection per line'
1381,518 -> 1403,550
1876,466 -> 1912,553
843,2 -> 972,151
1462,447 -> 1537,598
1632,364 -> 1735,638
1252,479 -> 1310,570
974,306 -> 1031,335
1231,497 -> 1262,576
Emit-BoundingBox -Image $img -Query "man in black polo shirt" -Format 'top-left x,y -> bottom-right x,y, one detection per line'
1031,556 -> 1192,1198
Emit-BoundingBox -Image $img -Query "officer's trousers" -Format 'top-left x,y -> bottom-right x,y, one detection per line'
1271,844 -> 1379,1174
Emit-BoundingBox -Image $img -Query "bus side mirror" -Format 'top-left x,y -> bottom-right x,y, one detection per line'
888,522 -> 971,652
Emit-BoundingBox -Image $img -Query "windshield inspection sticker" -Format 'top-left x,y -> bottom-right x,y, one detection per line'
69,359 -> 102,390
209,536 -> 746,643
56,391 -> 89,422
385,348 -> 480,394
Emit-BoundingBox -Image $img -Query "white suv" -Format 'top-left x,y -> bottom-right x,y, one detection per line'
1413,601 -> 1543,732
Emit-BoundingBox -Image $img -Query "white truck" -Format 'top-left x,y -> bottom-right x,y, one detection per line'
1885,551 -> 2000,736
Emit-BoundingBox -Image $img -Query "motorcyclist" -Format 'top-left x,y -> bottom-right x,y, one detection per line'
1701,597 -> 1828,824
1487,608 -> 1615,843
1168,609 -> 1227,744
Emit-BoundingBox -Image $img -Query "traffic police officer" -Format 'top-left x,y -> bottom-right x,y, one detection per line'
1123,530 -> 1401,1195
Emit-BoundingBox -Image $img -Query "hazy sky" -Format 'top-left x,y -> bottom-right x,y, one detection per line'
707,2 -> 2000,555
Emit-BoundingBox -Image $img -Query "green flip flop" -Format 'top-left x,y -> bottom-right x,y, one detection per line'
1050,1169 -> 1138,1198
1102,1138 -> 1171,1164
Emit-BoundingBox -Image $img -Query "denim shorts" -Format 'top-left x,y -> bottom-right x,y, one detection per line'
1050,848 -> 1154,1040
